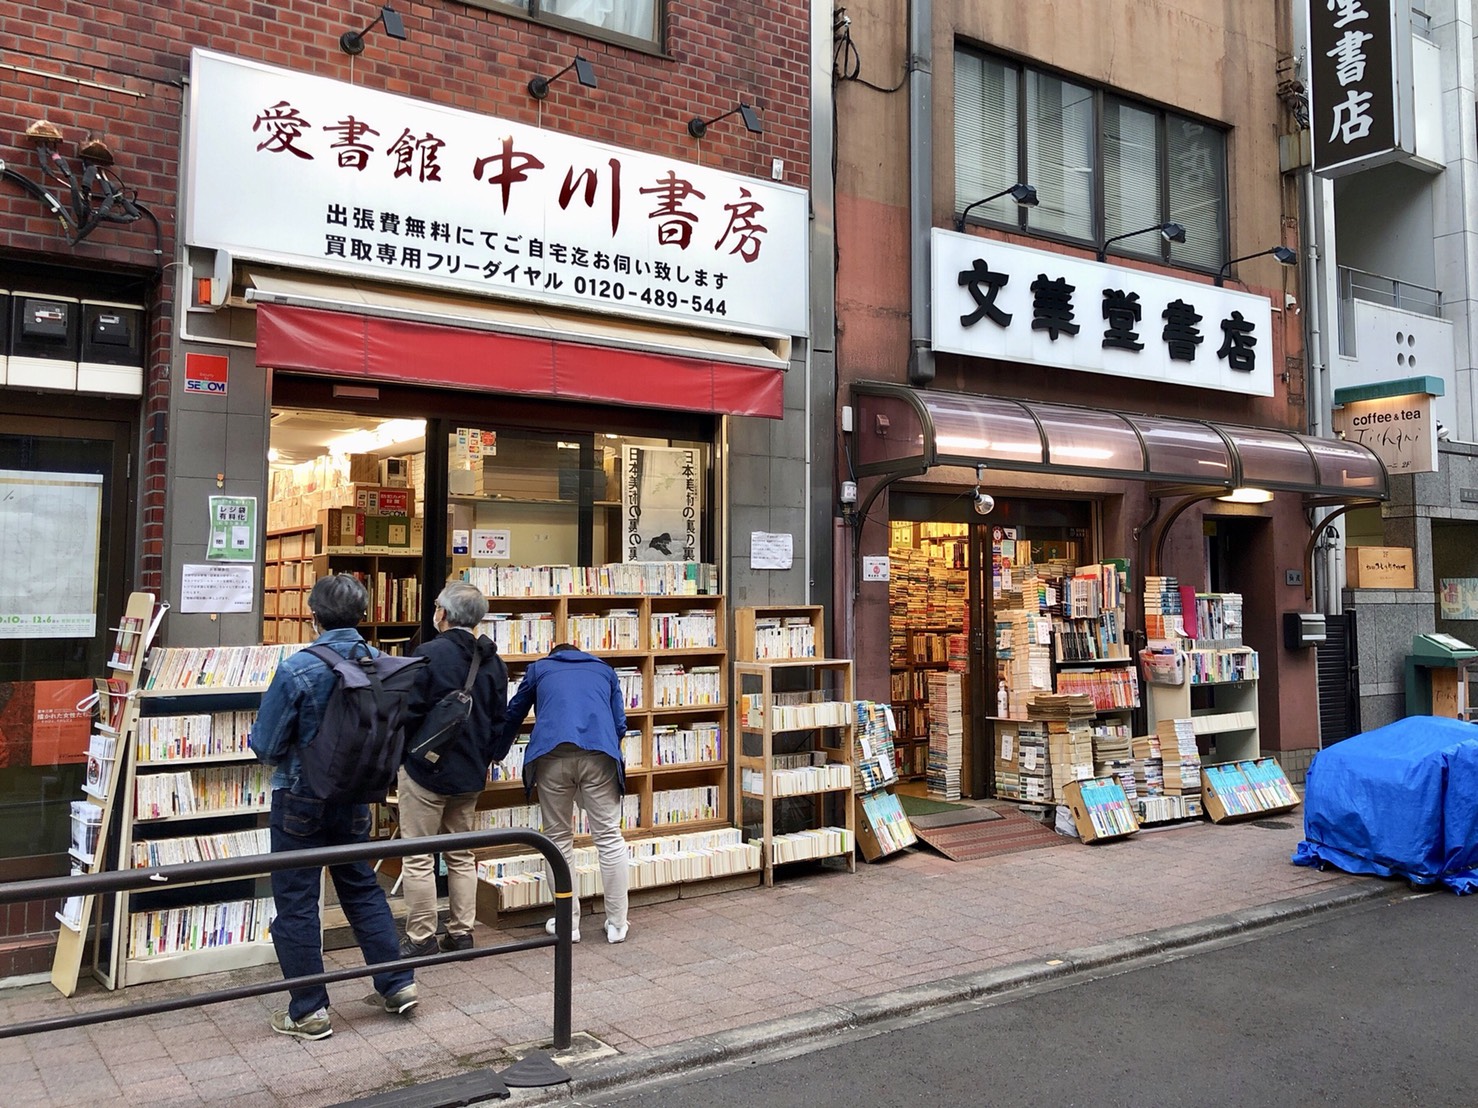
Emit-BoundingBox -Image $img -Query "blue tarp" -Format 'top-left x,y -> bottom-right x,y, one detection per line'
1292,715 -> 1478,894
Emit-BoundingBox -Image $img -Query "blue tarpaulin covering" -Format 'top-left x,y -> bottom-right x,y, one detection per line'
1292,715 -> 1478,893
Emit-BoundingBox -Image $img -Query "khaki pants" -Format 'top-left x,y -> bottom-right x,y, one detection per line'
535,744 -> 628,928
396,768 -> 481,944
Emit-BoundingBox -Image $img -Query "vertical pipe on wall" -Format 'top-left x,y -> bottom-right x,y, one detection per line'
907,0 -> 934,386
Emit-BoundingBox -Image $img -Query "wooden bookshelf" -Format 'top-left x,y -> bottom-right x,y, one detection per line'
733,604 -> 824,662
734,657 -> 857,887
473,591 -> 745,919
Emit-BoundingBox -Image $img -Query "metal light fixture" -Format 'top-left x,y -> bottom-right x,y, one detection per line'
528,55 -> 598,100
1215,245 -> 1297,287
688,102 -> 762,140
339,4 -> 407,55
1097,221 -> 1185,263
955,183 -> 1038,232
971,464 -> 996,516
0,119 -> 161,253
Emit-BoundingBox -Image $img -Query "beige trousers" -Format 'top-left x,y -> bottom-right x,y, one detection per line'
535,744 -> 628,928
396,768 -> 481,944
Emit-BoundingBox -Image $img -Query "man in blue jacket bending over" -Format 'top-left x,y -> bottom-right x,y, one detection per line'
503,643 -> 629,943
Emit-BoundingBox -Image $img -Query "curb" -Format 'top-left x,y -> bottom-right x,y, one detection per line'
507,881 -> 1391,1103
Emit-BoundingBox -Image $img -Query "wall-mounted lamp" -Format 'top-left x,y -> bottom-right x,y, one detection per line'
971,464 -> 996,515
954,183 -> 1038,233
688,102 -> 762,140
1217,487 -> 1274,504
0,119 -> 161,254
1097,221 -> 1185,263
528,55 -> 598,100
1215,245 -> 1297,287
339,4 -> 407,55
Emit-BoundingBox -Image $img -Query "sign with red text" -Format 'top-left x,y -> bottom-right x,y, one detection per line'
183,353 -> 229,395
184,49 -> 807,339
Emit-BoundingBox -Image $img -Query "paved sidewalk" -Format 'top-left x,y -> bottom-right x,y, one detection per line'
0,818 -> 1381,1106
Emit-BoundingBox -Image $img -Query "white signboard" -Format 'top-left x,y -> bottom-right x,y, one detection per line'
180,564 -> 254,614
1334,393 -> 1437,475
931,231 -> 1275,396
750,532 -> 793,571
0,470 -> 101,639
185,49 -> 808,339
471,529 -> 511,559
862,556 -> 890,582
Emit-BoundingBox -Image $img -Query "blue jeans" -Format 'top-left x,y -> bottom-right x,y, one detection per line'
269,787 -> 412,1020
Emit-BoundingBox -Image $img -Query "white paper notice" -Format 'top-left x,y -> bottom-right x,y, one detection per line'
750,531 -> 793,570
180,564 -> 254,613
0,469 -> 102,638
1000,731 -> 1014,761
471,529 -> 511,559
862,555 -> 890,582
1022,747 -> 1038,770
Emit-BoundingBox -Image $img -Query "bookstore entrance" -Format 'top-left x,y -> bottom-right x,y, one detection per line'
886,488 -> 1097,798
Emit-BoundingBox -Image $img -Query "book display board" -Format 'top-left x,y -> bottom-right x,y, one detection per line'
1202,759 -> 1300,823
735,656 -> 857,887
95,644 -> 303,988
470,583 -> 751,920
851,700 -> 917,861
51,591 -> 161,998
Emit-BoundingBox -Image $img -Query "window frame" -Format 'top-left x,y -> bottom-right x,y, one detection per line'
466,0 -> 670,57
955,46 -> 1229,274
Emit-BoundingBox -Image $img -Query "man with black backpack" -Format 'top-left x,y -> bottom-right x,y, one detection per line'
397,581 -> 508,958
250,573 -> 424,1041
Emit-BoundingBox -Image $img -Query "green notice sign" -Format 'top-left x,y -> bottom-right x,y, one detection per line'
207,495 -> 257,562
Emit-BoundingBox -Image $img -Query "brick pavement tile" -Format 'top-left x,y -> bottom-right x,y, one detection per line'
163,1033 -> 236,1063
192,1068 -> 265,1103
179,1052 -> 255,1082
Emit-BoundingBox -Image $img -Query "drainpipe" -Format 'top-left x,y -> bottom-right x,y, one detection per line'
907,0 -> 934,386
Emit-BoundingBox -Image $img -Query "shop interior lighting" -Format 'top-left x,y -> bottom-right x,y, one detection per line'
1215,245 -> 1297,287
1097,221 -> 1185,263
954,183 -> 1038,232
339,4 -> 407,55
528,55 -> 598,100
1217,486 -> 1274,504
687,102 -> 763,139
324,417 -> 426,456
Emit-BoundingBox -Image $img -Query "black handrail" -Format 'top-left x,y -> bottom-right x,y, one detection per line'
0,829 -> 574,1046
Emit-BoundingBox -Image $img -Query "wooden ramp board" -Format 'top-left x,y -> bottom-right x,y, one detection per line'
912,805 -> 1070,861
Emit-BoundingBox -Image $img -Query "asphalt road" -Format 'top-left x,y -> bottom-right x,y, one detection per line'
579,890 -> 1478,1107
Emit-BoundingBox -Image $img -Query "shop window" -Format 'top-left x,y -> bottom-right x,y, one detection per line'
954,46 -> 1228,271
475,0 -> 664,50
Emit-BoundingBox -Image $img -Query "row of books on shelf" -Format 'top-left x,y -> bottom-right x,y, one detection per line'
364,570 -> 421,624
650,611 -> 719,650
741,696 -> 853,730
127,896 -> 276,960
765,826 -> 853,864
748,616 -> 818,659
143,645 -> 305,691
567,611 -> 640,651
483,613 -> 555,656
652,723 -> 722,765
651,664 -> 723,707
464,563 -> 719,597
1052,613 -> 1128,662
1186,647 -> 1259,684
135,711 -> 257,762
479,828 -> 760,908
131,827 -> 271,868
134,765 -> 273,820
1062,563 -> 1127,618
741,762 -> 851,797
1053,667 -> 1140,711
466,785 -> 718,832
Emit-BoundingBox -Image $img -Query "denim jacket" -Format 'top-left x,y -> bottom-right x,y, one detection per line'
249,628 -> 377,791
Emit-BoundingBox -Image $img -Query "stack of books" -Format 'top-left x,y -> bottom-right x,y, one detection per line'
1016,722 -> 1051,803
925,671 -> 963,800
1143,576 -> 1184,640
1156,718 -> 1203,797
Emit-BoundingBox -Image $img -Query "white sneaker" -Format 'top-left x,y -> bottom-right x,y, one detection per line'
545,917 -> 580,943
605,921 -> 628,944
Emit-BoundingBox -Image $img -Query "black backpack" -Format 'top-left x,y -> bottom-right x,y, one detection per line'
406,647 -> 483,769
302,644 -> 427,803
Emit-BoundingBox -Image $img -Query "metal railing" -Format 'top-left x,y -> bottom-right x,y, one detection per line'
0,829 -> 574,1046
1337,265 -> 1444,356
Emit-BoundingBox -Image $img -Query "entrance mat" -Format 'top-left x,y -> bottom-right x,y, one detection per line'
908,808 -> 1004,830
897,793 -> 973,817
913,805 -> 1071,861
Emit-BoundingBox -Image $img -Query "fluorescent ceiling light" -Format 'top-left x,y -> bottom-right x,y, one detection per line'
1217,487 -> 1274,504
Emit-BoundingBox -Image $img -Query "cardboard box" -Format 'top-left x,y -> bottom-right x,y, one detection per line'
347,453 -> 381,485
380,456 -> 410,488
1346,546 -> 1414,589
1060,777 -> 1139,843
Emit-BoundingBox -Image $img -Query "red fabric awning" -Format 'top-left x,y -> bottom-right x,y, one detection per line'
255,303 -> 785,418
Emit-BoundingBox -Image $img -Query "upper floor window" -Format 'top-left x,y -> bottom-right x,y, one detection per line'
954,48 -> 1227,272
493,1 -> 663,49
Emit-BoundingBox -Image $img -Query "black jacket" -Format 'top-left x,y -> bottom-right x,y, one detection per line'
402,629 -> 509,795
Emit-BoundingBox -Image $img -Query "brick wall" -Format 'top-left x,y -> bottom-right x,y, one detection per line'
0,0 -> 811,596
